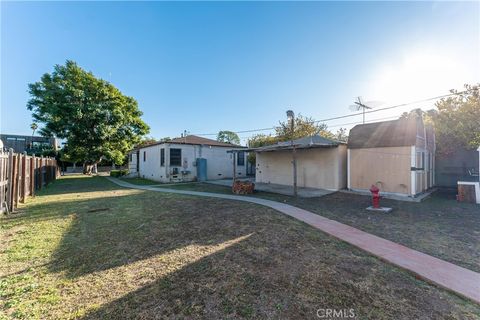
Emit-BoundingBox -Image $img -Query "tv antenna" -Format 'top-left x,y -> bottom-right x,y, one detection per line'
349,97 -> 383,124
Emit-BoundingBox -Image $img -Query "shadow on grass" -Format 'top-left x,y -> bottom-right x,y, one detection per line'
78,214 -> 479,320
45,192 -> 266,279
9,176 -> 480,318
158,183 -> 480,272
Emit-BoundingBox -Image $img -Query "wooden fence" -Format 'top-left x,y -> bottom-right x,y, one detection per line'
0,149 -> 59,214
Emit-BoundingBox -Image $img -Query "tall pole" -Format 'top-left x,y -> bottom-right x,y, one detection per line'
287,110 -> 297,197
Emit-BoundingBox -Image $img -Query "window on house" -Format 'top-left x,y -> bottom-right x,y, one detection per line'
143,151 -> 146,162
129,154 -> 132,162
237,151 -> 245,166
160,148 -> 165,166
170,148 -> 182,166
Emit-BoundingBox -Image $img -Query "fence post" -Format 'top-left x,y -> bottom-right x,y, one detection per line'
14,153 -> 21,208
45,157 -> 49,187
39,156 -> 44,190
6,149 -> 14,213
10,153 -> 17,211
21,152 -> 27,203
30,154 -> 36,197
0,153 -> 5,214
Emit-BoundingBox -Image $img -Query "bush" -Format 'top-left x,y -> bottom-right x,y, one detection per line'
110,169 -> 128,177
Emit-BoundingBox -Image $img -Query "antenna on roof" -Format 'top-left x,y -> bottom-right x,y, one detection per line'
183,130 -> 188,143
349,97 -> 384,124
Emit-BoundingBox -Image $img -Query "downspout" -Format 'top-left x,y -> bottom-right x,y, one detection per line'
478,146 -> 480,183
347,149 -> 351,190
410,145 -> 416,196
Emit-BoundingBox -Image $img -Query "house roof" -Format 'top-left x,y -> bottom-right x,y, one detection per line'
347,118 -> 420,149
253,134 -> 342,152
169,135 -> 242,147
131,135 -> 244,152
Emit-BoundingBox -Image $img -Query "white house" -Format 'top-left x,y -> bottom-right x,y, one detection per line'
127,135 -> 247,183
254,135 -> 347,191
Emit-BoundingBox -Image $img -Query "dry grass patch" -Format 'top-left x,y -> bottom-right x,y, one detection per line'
0,176 -> 479,319
163,183 -> 480,273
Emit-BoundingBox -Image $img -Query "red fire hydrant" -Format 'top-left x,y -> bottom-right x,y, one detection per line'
370,184 -> 380,208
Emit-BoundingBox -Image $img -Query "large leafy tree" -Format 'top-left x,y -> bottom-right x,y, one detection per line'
27,61 -> 149,173
432,84 -> 480,154
247,114 -> 336,164
217,130 -> 241,145
275,114 -> 334,141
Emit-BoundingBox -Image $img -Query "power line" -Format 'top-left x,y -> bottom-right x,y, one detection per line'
236,114 -> 403,140
190,90 -> 470,137
312,91 -> 469,124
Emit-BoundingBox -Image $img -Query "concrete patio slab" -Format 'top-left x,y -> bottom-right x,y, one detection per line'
341,188 -> 437,202
206,178 -> 334,198
108,177 -> 480,304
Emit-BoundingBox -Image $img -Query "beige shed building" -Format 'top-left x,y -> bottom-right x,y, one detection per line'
347,117 -> 435,197
255,135 -> 347,191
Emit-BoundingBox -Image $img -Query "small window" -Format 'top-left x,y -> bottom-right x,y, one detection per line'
143,151 -> 146,162
237,151 -> 245,166
129,154 -> 132,162
170,148 -> 182,166
416,151 -> 424,170
6,137 -> 16,141
160,148 -> 165,166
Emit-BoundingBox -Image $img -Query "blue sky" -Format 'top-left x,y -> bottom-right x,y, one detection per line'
1,1 -> 479,143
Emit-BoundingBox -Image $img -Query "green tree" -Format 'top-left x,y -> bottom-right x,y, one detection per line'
275,114 -> 334,141
335,128 -> 348,142
27,60 -> 149,174
246,115 -> 337,164
136,136 -> 158,148
217,130 -> 240,145
432,84 -> 480,154
30,122 -> 38,136
246,134 -> 279,164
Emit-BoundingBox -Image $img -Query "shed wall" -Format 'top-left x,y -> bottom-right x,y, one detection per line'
255,146 -> 347,190
349,146 -> 411,194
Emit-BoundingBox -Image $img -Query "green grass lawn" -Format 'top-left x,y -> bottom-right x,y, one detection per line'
156,182 -> 480,273
118,176 -> 159,185
1,176 -> 479,319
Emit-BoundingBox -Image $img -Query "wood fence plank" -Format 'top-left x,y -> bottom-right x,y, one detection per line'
39,156 -> 43,190
6,150 -> 14,212
30,155 -> 35,197
21,152 -> 27,203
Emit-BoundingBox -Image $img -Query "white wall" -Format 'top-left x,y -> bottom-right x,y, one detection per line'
133,143 -> 246,183
126,151 -> 138,177
138,145 -> 167,181
255,146 -> 347,190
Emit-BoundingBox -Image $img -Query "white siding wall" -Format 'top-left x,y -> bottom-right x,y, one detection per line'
138,145 -> 167,181
134,143 -> 246,183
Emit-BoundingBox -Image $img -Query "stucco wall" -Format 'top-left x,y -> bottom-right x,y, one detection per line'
133,143 -> 246,183
349,146 -> 411,194
255,146 -> 347,190
126,151 -> 139,177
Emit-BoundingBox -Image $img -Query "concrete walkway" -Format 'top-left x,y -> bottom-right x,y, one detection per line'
107,177 -> 480,303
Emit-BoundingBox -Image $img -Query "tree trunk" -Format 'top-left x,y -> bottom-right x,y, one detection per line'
83,162 -> 92,175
